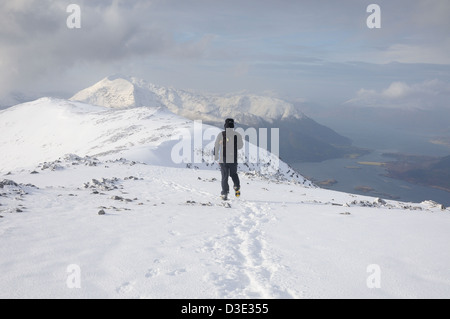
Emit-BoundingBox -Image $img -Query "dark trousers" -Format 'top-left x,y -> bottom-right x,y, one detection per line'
220,163 -> 240,195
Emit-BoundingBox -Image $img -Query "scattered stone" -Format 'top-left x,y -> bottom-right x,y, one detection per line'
98,209 -> 106,215
110,195 -> 134,202
39,162 -> 63,171
344,198 -> 425,211
201,202 -> 213,207
30,171 -> 39,174
84,177 -> 120,192
421,200 -> 446,211
64,154 -> 82,162
0,180 -> 19,188
222,202 -> 232,208
340,212 -> 351,215
16,208 -> 23,213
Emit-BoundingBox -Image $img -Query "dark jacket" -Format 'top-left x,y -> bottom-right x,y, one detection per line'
214,129 -> 244,164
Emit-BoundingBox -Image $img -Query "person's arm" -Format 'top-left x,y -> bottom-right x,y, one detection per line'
214,132 -> 223,162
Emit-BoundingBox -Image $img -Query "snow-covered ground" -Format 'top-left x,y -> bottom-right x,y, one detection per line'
1,97 -> 449,299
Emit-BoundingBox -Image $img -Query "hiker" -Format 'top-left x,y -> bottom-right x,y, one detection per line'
214,118 -> 244,200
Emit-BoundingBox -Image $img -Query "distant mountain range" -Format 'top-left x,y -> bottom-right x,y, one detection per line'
71,75 -> 366,162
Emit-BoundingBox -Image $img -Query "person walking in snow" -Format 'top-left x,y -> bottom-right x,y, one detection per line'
214,118 -> 244,200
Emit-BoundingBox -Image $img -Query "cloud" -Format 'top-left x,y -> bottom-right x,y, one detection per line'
0,0 -> 214,98
1,0 -> 450,105
346,79 -> 450,110
379,42 -> 450,65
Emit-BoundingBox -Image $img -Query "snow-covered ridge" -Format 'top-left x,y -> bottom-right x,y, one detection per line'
0,97 -> 311,186
0,97 -> 177,170
70,75 -> 305,125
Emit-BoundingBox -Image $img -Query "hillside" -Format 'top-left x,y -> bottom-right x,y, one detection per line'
71,75 -> 364,162
385,154 -> 450,193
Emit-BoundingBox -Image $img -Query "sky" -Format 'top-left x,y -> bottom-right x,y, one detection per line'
1,0 -> 450,112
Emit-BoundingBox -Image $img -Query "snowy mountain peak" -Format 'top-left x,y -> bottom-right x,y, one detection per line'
70,76 -> 305,124
70,75 -> 145,109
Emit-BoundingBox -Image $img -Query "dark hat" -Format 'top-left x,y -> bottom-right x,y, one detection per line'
224,118 -> 235,129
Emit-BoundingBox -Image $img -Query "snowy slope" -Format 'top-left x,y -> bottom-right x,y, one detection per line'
1,155 -> 449,299
0,97 -> 183,171
0,97 -> 307,184
1,97 -> 450,299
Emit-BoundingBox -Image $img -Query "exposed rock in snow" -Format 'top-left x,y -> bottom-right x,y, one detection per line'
98,209 -> 106,215
421,200 -> 446,211
83,177 -> 121,192
0,179 -> 19,188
